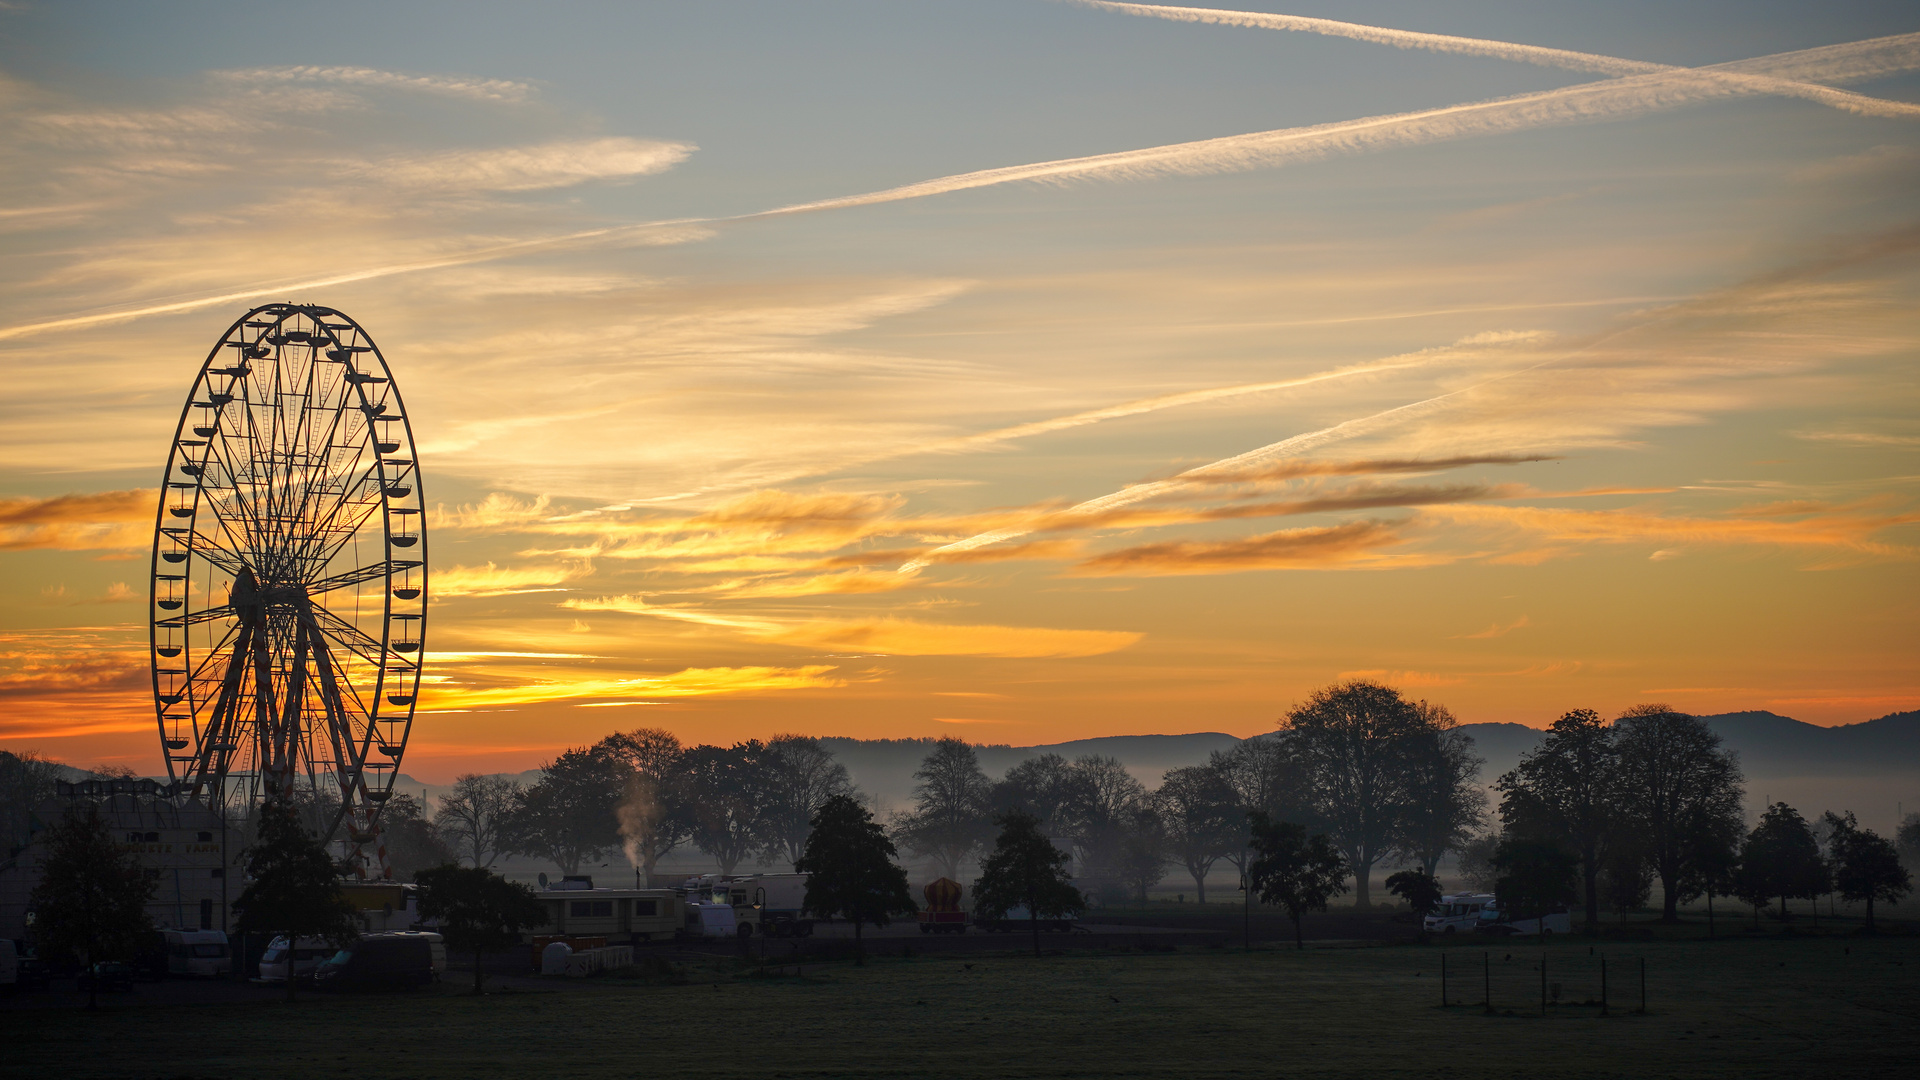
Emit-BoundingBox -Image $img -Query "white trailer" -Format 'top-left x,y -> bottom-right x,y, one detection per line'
1424,892 -> 1495,935
161,928 -> 232,977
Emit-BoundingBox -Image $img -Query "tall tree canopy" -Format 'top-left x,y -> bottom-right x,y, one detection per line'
1497,708 -> 1621,931
234,802 -> 358,1000
1155,764 -> 1240,903
1735,803 -> 1829,920
681,741 -> 773,876
29,803 -> 156,1009
1283,680 -> 1432,908
600,728 -> 690,884
1248,811 -> 1349,950
1209,736 -> 1313,883
1822,811 -> 1911,930
760,734 -> 854,867
1491,837 -> 1580,929
1612,705 -> 1745,921
509,745 -> 627,875
896,737 -> 994,880
1394,702 -> 1485,878
795,794 -> 916,962
416,863 -> 548,993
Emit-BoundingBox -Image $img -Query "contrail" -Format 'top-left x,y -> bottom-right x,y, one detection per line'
1069,2 -> 1920,119
3,35 -> 1914,342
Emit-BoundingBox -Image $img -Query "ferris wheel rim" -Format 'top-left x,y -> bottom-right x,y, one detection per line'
148,302 -> 427,830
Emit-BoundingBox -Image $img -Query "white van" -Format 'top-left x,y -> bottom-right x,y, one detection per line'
1424,892 -> 1495,935
683,901 -> 741,939
1475,901 -> 1572,936
162,929 -> 232,977
258,936 -> 334,982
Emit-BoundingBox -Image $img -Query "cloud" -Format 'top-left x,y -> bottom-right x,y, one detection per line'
0,489 -> 152,551
433,561 -> 587,598
1070,2 -> 1920,118
765,618 -> 1142,658
1425,503 -> 1918,564
1792,429 -> 1920,449
421,664 -> 846,710
356,137 -> 695,193
0,654 -> 147,698
1459,615 -> 1530,639
214,66 -> 537,103
1068,520 -> 1410,576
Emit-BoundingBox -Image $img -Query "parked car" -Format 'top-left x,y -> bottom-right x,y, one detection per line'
14,953 -> 55,991
77,962 -> 136,993
312,932 -> 444,991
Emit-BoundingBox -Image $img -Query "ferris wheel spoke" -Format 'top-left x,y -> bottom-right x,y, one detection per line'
307,558 -> 415,597
309,603 -> 407,671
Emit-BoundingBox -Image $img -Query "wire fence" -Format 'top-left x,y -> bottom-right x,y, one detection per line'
1434,947 -> 1647,1016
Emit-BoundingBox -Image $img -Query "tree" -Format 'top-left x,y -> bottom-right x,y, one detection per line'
599,729 -> 690,885
1491,838 -> 1580,933
974,810 -> 1085,958
896,737 -> 994,880
415,863 -> 548,993
1114,803 -> 1169,904
1735,803 -> 1828,920
1823,811 -> 1912,931
1,750 -> 63,854
1155,765 -> 1240,903
759,734 -> 854,867
1896,814 -> 1920,872
1248,811 -> 1349,950
1612,705 -> 1745,921
435,773 -> 523,868
1210,736 -> 1313,885
1394,703 -> 1486,878
1676,802 -> 1744,935
1454,830 -> 1502,891
681,741 -> 772,875
794,795 -> 916,964
992,753 -> 1077,834
28,803 -> 156,1010
233,803 -> 358,1001
509,746 -> 627,875
1057,755 -> 1150,897
1496,708 -> 1620,931
1385,868 -> 1443,921
1283,680 -> 1431,908
378,792 -> 456,880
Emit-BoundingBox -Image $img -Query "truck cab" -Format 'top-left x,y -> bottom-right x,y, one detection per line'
1424,892 -> 1495,935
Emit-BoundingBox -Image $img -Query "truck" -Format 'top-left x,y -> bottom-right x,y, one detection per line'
675,874 -> 815,938
1474,901 -> 1572,936
917,877 -> 967,934
1423,892 -> 1495,936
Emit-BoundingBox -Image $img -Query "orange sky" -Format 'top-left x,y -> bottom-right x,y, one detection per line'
2,2 -> 1917,781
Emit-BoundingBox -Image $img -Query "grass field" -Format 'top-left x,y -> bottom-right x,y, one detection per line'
8,933 -> 1917,1079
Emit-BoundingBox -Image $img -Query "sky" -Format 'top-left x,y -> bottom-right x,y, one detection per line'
1,0 -> 1916,782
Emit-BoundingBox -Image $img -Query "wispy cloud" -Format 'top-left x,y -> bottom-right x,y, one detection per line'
1068,520 -> 1413,576
0,490 -> 152,551
214,66 -> 537,103
352,137 -> 695,193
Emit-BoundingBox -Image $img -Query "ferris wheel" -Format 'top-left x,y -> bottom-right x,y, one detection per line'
150,303 -> 426,868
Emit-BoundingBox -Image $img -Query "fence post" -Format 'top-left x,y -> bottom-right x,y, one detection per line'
1483,952 -> 1491,1013
1639,957 -> 1646,1014
1441,952 -> 1447,1007
1541,954 -> 1547,1018
1600,954 -> 1608,1017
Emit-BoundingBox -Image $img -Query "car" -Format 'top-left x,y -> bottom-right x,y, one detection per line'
77,962 -> 136,992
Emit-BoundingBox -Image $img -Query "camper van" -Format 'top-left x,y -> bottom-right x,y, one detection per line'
1475,901 -> 1573,936
161,928 -> 231,977
534,879 -> 682,943
1424,893 -> 1496,935
258,936 -> 334,982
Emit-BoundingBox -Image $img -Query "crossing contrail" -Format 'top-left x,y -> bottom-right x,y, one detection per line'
1069,2 -> 1920,118
3,33 -> 1914,342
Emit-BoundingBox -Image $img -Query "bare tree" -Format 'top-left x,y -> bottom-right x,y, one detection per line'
600,728 -> 690,884
1155,764 -> 1239,903
894,737 -> 994,880
435,774 -> 522,868
1613,704 -> 1745,922
760,734 -> 854,866
1059,755 -> 1150,895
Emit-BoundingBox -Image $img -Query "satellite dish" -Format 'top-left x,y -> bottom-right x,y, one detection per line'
538,872 -> 548,887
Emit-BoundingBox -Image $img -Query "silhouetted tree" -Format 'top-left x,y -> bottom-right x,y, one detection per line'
1454,830 -> 1502,891
435,773 -> 523,868
599,728 -> 690,885
797,795 -> 916,964
1385,868 -> 1443,926
1210,736 -> 1314,886
681,741 -> 773,875
896,737 -> 994,880
1284,680 -> 1430,907
509,745 -> 627,874
1675,801 -> 1745,934
1115,803 -> 1169,904
1394,703 -> 1485,877
1735,803 -> 1828,921
1599,842 -> 1653,921
992,753 -> 1077,834
1492,837 -> 1580,933
1,750 -> 63,853
1248,811 -> 1349,949
378,792 -> 455,880
415,863 -> 547,993
974,810 -> 1085,958
1612,705 -> 1745,921
29,803 -> 156,1011
1823,811 -> 1912,930
1058,755 -> 1149,895
759,734 -> 854,867
1155,764 -> 1239,903
1496,708 -> 1621,931
234,803 -> 358,1001
1895,814 -> 1920,871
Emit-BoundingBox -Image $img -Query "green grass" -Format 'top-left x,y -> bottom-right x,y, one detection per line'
8,935 -> 1917,1078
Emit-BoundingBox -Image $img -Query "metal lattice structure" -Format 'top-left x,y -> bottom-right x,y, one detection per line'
150,303 -> 425,871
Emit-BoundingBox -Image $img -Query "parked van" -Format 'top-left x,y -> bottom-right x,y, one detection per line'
1424,892 -> 1495,935
1475,901 -> 1572,936
161,929 -> 232,977
312,932 -> 445,991
258,936 -> 334,982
